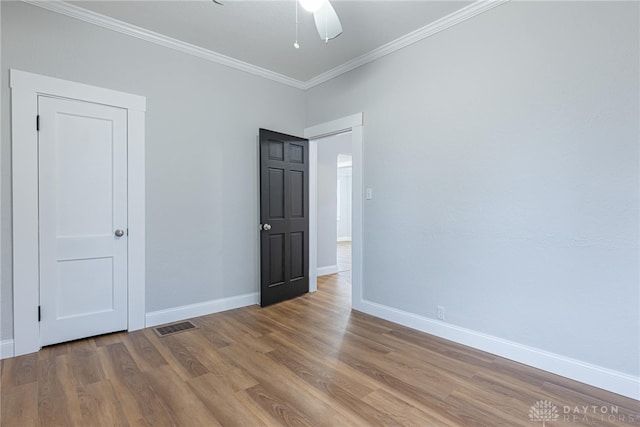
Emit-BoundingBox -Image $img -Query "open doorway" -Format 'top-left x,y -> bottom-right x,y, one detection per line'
305,112 -> 363,308
315,132 -> 352,286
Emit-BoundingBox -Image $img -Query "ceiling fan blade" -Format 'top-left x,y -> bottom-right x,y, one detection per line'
313,1 -> 342,41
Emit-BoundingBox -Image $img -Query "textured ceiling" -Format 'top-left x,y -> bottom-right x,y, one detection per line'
68,1 -> 473,82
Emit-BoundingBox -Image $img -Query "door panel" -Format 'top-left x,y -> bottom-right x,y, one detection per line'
57,258 -> 114,318
290,232 -> 304,280
260,129 -> 309,306
55,113 -> 114,236
268,168 -> 285,219
268,140 -> 284,160
290,144 -> 304,163
39,96 -> 128,346
268,234 -> 286,287
290,170 -> 304,218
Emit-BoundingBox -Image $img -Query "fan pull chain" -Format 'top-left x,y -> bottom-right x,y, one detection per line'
325,4 -> 328,43
294,0 -> 300,49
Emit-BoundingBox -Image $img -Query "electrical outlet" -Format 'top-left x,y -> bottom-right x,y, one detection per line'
436,305 -> 445,320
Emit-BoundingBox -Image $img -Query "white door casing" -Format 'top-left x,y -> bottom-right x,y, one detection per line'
304,113 -> 363,309
38,96 -> 128,346
10,70 -> 146,356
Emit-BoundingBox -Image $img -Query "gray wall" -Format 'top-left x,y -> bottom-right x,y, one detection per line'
1,1 -> 306,339
317,132 -> 352,270
307,1 -> 639,376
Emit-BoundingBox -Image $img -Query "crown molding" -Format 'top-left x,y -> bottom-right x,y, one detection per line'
21,0 -> 509,91
302,0 -> 510,90
22,0 -> 307,89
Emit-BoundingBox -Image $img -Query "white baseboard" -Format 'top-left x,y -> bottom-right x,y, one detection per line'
1,339 -> 15,359
145,292 -> 259,328
317,265 -> 339,276
337,237 -> 352,242
356,299 -> 640,400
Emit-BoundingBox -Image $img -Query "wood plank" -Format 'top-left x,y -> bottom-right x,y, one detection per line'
241,383 -> 315,427
0,382 -> 38,426
362,388 -> 456,427
95,345 -> 145,425
219,340 -> 359,426
187,373 -> 266,426
173,332 -> 258,392
77,380 -> 129,427
266,349 -> 397,425
37,343 -> 68,362
1,353 -> 38,388
67,338 -> 105,387
143,364 -> 222,426
37,355 -> 83,427
93,331 -> 128,347
140,328 -> 207,382
260,331 -> 380,398
101,343 -> 177,427
160,334 -> 209,378
121,330 -> 168,371
190,316 -> 233,349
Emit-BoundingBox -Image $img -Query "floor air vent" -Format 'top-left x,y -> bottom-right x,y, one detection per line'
154,321 -> 198,337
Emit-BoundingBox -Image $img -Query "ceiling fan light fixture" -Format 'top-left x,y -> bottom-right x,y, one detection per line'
298,0 -> 326,13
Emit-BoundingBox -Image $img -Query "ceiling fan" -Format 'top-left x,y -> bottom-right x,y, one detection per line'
212,0 -> 343,45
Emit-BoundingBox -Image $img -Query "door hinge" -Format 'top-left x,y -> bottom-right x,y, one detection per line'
38,305 -> 41,322
36,115 -> 40,131
127,228 -> 129,236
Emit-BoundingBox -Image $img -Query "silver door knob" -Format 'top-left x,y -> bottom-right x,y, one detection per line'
262,224 -> 272,231
114,229 -> 125,237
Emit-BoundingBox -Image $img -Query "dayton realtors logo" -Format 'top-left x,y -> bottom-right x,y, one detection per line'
563,405 -> 638,424
529,400 -> 639,425
529,400 -> 559,426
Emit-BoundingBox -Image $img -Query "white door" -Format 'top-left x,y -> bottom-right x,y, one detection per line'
38,96 -> 128,346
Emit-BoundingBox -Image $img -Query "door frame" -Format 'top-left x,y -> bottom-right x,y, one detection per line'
304,113 -> 364,310
10,69 -> 146,356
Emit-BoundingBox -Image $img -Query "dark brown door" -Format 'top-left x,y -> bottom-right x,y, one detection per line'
259,129 -> 309,307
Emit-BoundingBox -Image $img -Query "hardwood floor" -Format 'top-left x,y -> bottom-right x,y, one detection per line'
2,273 -> 638,426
